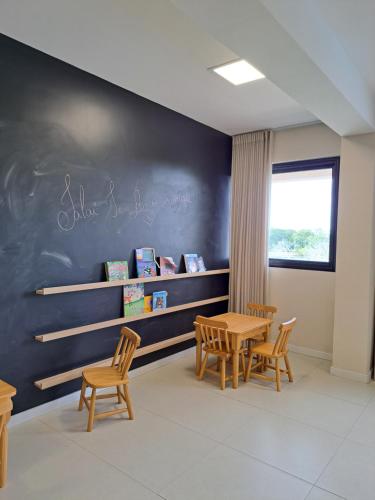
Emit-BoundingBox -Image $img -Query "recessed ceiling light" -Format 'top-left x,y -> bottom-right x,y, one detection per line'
211,59 -> 265,85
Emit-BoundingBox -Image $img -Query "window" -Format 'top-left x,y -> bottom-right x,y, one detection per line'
269,157 -> 339,272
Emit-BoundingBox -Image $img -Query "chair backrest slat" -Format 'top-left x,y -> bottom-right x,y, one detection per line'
273,318 -> 296,355
112,327 -> 141,379
247,303 -> 277,320
194,315 -> 230,353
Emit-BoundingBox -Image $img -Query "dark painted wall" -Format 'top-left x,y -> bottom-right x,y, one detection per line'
0,34 -> 231,413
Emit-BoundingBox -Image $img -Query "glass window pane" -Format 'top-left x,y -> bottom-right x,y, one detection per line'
269,168 -> 332,262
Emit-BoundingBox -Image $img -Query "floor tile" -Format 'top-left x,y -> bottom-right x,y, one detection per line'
40,405 -> 217,493
286,352 -> 326,380
297,364 -> 375,406
161,444 -> 311,500
0,420 -> 160,500
224,410 -> 342,482
306,487 -> 345,500
347,398 -> 375,448
131,364 -> 262,441
318,439 -> 375,500
224,381 -> 363,437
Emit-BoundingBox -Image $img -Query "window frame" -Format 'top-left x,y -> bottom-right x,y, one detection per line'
269,156 -> 340,272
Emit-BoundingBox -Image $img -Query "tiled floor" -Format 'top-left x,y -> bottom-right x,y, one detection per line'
2,350 -> 375,500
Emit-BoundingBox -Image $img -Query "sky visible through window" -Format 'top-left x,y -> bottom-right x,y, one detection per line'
269,168 -> 332,262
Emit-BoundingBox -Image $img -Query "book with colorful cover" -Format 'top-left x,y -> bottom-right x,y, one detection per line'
144,295 -> 153,313
152,291 -> 167,310
184,253 -> 199,273
158,256 -> 177,276
135,248 -> 157,278
123,284 -> 144,317
105,261 -> 129,281
197,256 -> 206,272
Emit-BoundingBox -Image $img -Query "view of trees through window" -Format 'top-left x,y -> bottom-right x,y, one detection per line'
269,168 -> 332,262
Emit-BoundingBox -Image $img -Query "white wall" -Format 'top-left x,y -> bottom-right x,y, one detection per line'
269,123 -> 341,356
331,133 -> 375,380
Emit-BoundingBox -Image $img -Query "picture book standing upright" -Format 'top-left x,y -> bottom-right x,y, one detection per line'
123,284 -> 144,316
158,256 -> 177,276
184,253 -> 199,273
152,291 -> 167,310
135,248 -> 157,278
105,261 -> 129,281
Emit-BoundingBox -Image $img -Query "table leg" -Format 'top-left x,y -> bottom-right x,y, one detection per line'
232,336 -> 241,389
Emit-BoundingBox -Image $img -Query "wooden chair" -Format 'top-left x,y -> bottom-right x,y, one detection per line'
247,303 -> 277,320
194,315 -> 246,390
78,327 -> 141,431
247,303 -> 277,341
245,318 -> 296,392
245,303 -> 278,367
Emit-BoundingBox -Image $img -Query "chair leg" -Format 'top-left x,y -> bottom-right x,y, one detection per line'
0,418 -> 7,488
284,353 -> 294,382
275,359 -> 281,392
241,351 -> 246,381
116,386 -> 122,404
78,380 -> 87,411
198,352 -> 209,380
220,358 -> 226,390
87,388 -> 96,432
247,339 -> 252,358
245,352 -> 254,381
123,384 -> 134,420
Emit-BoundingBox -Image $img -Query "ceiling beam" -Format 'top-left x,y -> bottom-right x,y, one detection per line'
173,0 -> 375,136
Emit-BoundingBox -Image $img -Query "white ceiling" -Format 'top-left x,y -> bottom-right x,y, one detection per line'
315,0 -> 375,91
0,0 -> 374,136
0,0 -> 315,135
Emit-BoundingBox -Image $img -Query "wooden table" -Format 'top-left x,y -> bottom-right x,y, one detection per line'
0,380 -> 16,488
195,312 -> 272,389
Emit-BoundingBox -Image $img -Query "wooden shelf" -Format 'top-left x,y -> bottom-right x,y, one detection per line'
36,268 -> 230,295
34,330 -> 196,390
35,295 -> 229,343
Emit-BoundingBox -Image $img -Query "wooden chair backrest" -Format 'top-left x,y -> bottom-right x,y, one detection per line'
247,303 -> 277,320
194,315 -> 230,353
273,318 -> 296,355
111,327 -> 141,379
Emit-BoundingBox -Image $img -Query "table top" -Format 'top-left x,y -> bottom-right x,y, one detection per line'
0,380 -> 17,399
210,312 -> 272,335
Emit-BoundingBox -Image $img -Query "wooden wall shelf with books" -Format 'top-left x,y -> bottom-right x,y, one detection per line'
34,330 -> 196,390
35,295 -> 229,343
36,268 -> 230,295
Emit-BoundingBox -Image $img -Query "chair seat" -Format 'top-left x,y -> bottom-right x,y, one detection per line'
83,367 -> 128,388
252,342 -> 286,357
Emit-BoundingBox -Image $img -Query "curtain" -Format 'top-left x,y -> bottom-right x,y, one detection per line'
229,130 -> 273,313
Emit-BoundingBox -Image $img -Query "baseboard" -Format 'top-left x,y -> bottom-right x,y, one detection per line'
330,365 -> 372,384
9,346 -> 195,428
288,343 -> 332,361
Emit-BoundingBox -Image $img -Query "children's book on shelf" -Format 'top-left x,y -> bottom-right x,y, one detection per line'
197,256 -> 206,272
123,284 -> 144,317
184,253 -> 199,273
158,256 -> 177,276
152,291 -> 167,310
144,295 -> 153,313
105,261 -> 129,281
135,248 -> 157,278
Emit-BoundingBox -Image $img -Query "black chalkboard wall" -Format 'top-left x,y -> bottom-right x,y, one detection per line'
0,34 -> 231,413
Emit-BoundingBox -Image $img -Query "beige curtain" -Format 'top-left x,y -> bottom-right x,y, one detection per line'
229,130 -> 272,313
